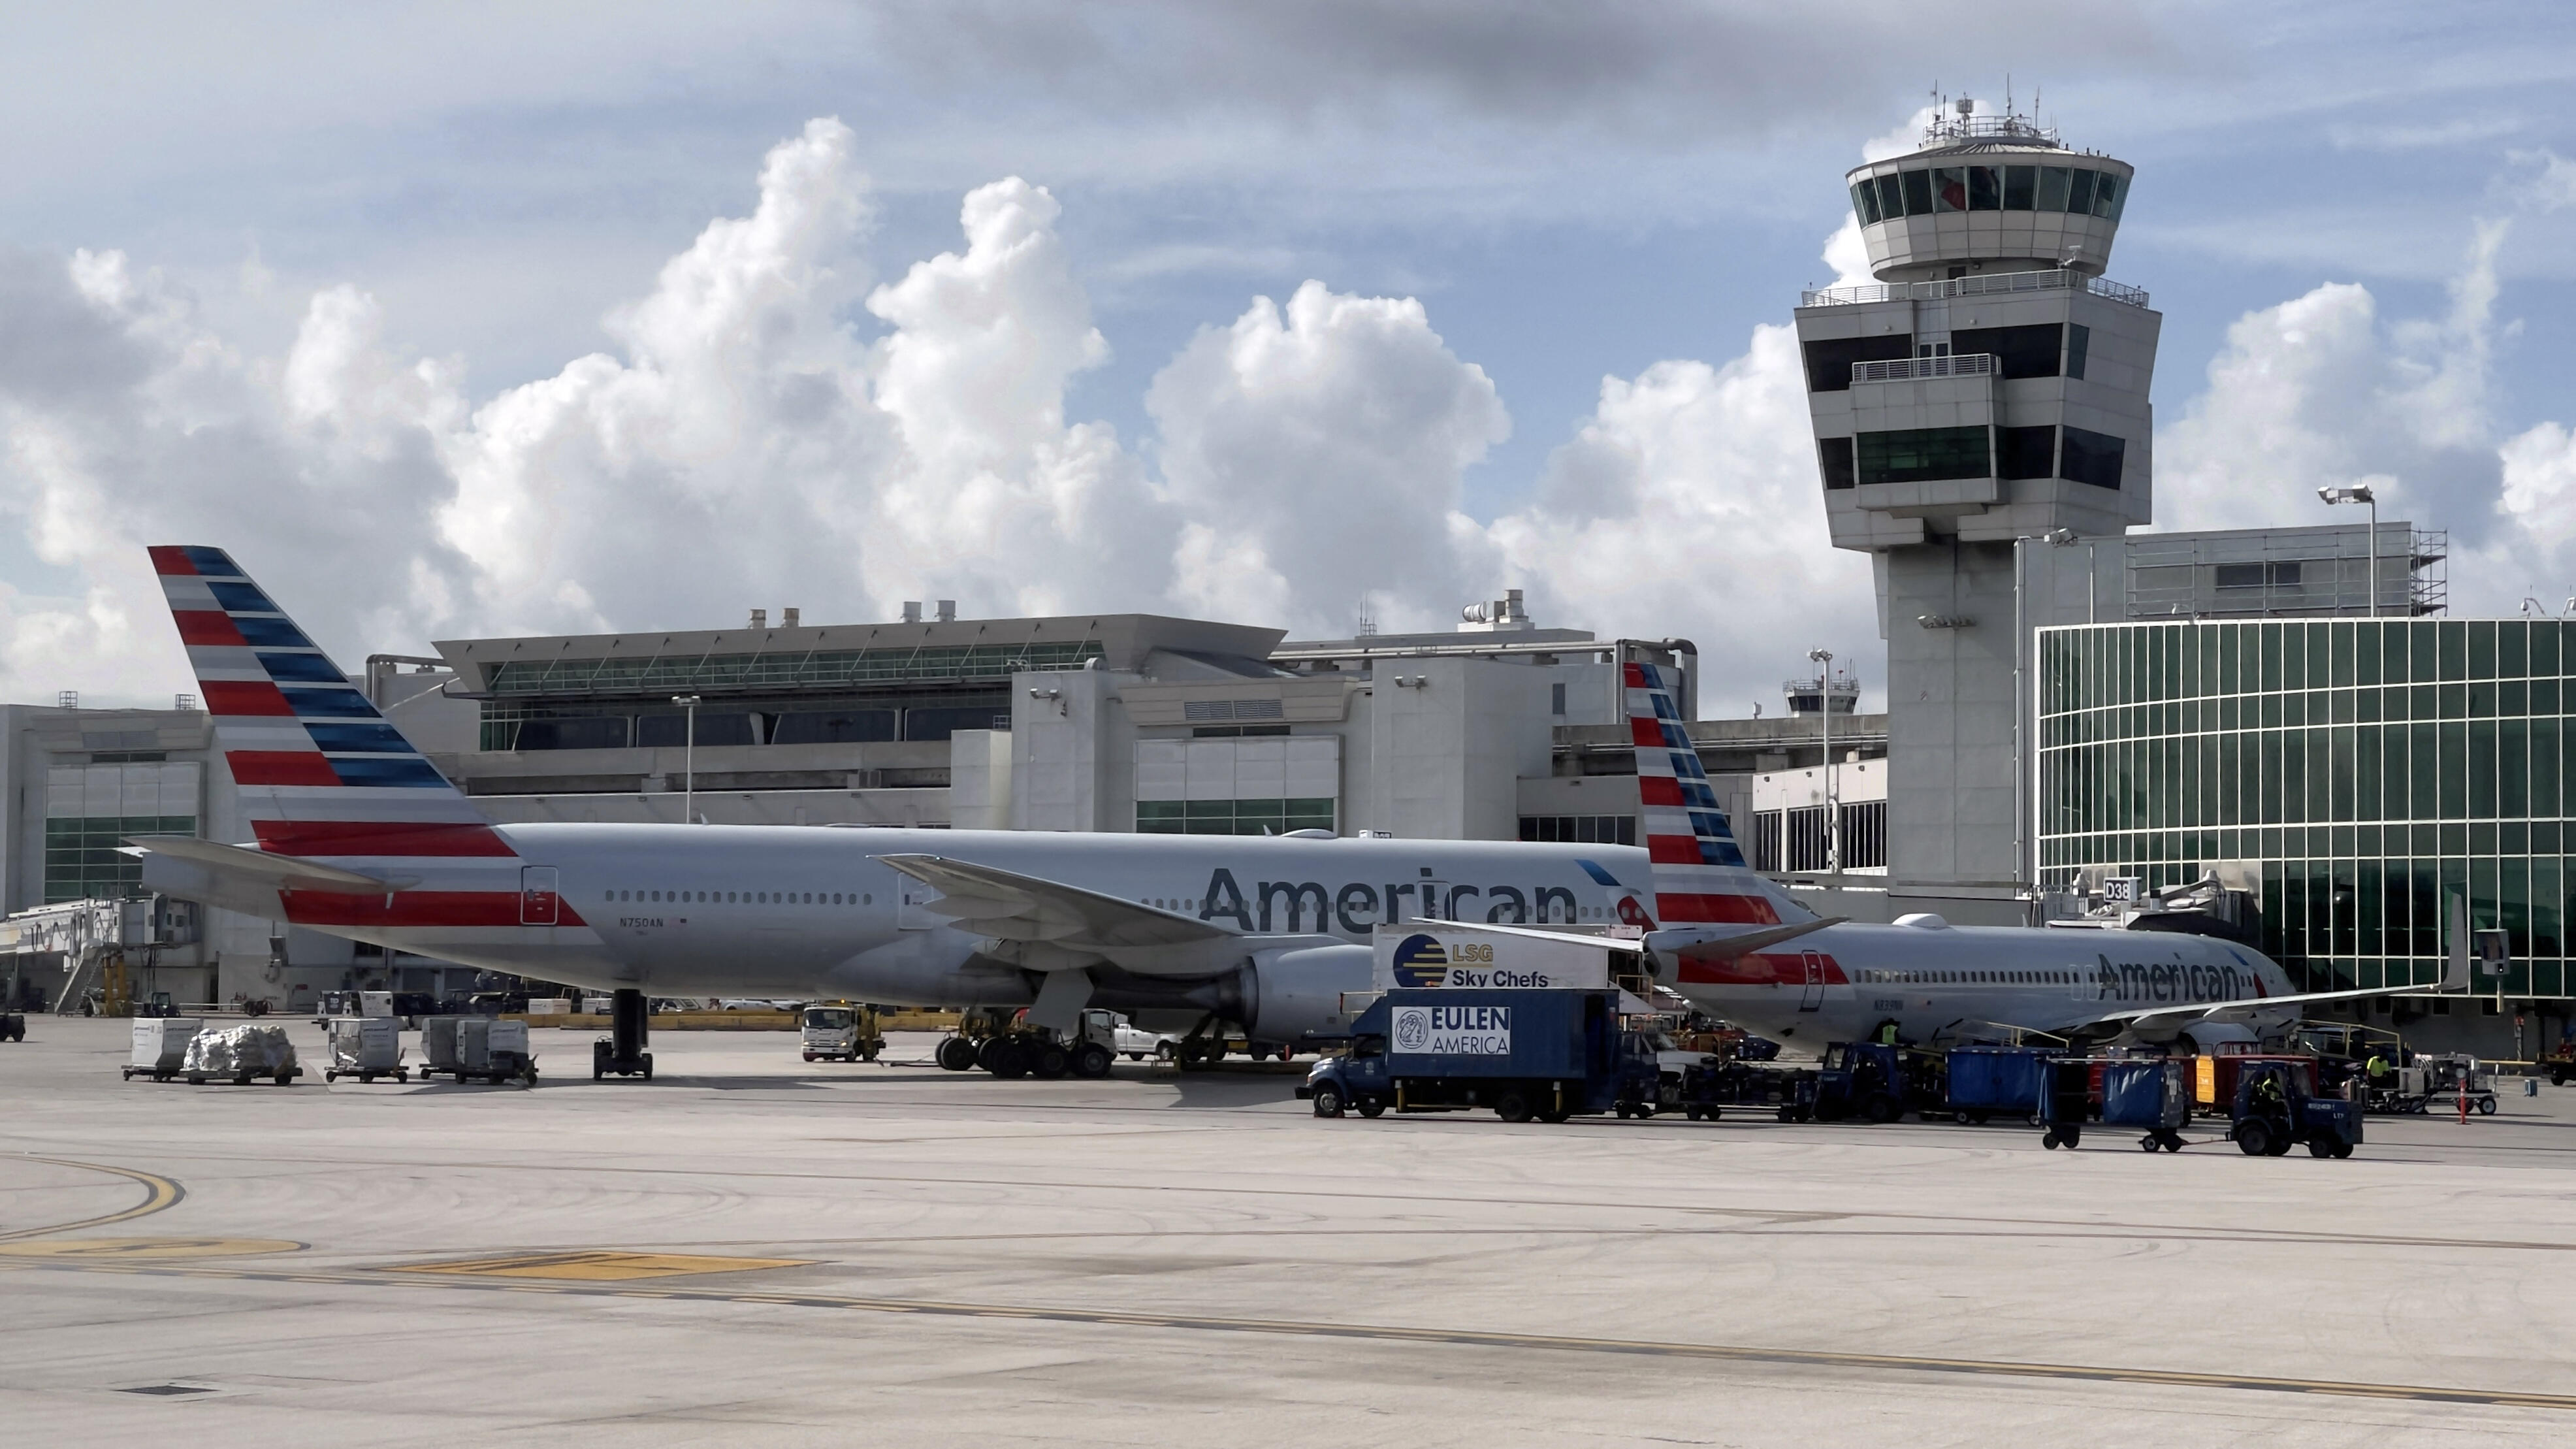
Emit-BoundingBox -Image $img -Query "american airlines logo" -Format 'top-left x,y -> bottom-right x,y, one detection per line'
2094,954 -> 2256,1004
1196,868 -> 1587,935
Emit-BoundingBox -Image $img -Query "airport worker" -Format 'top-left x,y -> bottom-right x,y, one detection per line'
1876,1021 -> 1899,1046
2365,1052 -> 2392,1086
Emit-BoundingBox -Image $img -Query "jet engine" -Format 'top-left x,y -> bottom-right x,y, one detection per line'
1235,943 -> 1374,1043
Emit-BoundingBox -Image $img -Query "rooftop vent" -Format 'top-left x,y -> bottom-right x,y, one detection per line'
781,607 -> 800,628
1458,587 -> 1532,633
936,600 -> 957,623
901,602 -> 922,624
749,609 -> 767,630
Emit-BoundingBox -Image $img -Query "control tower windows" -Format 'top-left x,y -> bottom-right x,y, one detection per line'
1857,426 -> 1991,485
2061,426 -> 2126,489
2068,169 -> 2097,216
1801,334 -> 1913,392
2091,173 -> 2125,221
1998,426 -> 2058,480
1952,323 -> 2065,379
1818,437 -> 1857,490
1856,164 -> 2129,223
2066,324 -> 2091,380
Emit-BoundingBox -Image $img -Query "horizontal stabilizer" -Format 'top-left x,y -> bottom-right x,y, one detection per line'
1658,916 -> 1845,962
121,835 -> 416,894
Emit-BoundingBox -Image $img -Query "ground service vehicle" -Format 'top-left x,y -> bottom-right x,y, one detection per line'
800,1003 -> 884,1062
1296,988 -> 1658,1123
2544,1039 -> 2574,1087
2230,1058 -> 2360,1156
2420,1054 -> 2499,1115
1812,1040 -> 1946,1123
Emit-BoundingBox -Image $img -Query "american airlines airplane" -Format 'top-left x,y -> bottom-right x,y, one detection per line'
1616,662 -> 2464,1052
129,545 -> 2443,1076
129,546 -> 1671,1072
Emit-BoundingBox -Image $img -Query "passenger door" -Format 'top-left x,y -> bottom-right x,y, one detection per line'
519,866 -> 560,926
1798,951 -> 1825,1012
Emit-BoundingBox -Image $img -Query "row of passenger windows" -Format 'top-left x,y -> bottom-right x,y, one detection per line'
608,888 -> 874,905
1816,424 -> 2125,491
1861,969 -> 2077,985
1852,164 -> 2126,226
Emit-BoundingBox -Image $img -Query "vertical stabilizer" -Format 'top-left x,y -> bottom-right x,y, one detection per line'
150,545 -> 507,858
1624,662 -> 1805,926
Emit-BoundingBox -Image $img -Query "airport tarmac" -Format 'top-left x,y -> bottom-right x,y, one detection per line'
5,1020 -> 2575,1447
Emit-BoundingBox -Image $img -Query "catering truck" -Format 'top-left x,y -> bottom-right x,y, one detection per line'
1296,987 -> 1657,1123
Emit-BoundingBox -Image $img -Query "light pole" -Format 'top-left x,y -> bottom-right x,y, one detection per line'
671,695 -> 700,823
1808,647 -> 1836,875
2318,484 -> 2379,617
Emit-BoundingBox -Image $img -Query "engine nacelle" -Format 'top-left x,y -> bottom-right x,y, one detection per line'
1238,943 -> 1374,1044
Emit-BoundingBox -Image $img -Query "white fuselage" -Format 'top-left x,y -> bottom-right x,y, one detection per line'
1666,919 -> 2296,1050
160,825 -> 1657,1031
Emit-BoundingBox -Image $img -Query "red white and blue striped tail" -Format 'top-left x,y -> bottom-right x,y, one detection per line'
150,545 -> 513,859
1624,660 -> 1805,928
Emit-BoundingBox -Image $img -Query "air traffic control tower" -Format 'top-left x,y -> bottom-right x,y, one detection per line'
1794,101 -> 2157,898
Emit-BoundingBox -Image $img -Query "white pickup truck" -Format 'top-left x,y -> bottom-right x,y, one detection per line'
1090,1010 -> 1179,1061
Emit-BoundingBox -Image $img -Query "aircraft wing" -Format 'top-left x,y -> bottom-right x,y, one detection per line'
875,854 -> 1330,977
2085,985 -> 2462,1036
120,836 -> 419,894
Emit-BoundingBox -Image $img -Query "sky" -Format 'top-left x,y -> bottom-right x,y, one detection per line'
6,1 -> 2576,717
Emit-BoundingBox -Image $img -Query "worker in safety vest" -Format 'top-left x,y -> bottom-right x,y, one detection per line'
1875,1020 -> 1900,1047
2364,1052 -> 2394,1087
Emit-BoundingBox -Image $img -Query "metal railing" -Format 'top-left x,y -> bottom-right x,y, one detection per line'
1801,268 -> 2149,310
1851,352 -> 1996,383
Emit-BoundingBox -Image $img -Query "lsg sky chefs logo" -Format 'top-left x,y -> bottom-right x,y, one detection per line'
1391,1004 -> 1512,1056
1389,934 -> 1454,988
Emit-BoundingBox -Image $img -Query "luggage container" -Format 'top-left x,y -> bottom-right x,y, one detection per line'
1812,1041 -> 1946,1123
2038,1056 -> 2189,1151
324,1017 -> 408,1083
419,1016 -> 538,1086
1296,988 -> 1657,1123
1944,1046 -> 2055,1124
122,1017 -> 204,1081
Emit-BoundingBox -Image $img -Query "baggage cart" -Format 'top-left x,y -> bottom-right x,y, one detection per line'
420,1016 -> 538,1086
121,1017 -> 204,1081
2038,1056 -> 2190,1151
1676,1060 -> 1816,1122
1944,1045 -> 2055,1124
2421,1054 -> 2498,1116
323,1017 -> 409,1083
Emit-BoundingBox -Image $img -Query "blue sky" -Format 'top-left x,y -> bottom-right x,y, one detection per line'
5,1 -> 2576,711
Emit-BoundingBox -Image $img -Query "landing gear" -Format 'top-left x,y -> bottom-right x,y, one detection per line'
936,1035 -> 978,1071
592,988 -> 653,1081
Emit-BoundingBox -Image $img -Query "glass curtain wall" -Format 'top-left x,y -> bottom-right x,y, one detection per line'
2037,619 -> 2571,996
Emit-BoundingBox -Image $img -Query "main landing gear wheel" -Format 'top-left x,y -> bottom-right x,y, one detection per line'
936,1037 -> 978,1072
1071,1042 -> 1114,1079
1312,1084 -> 1345,1118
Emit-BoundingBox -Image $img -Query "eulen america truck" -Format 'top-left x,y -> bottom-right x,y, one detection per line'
1296,922 -> 1661,1122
